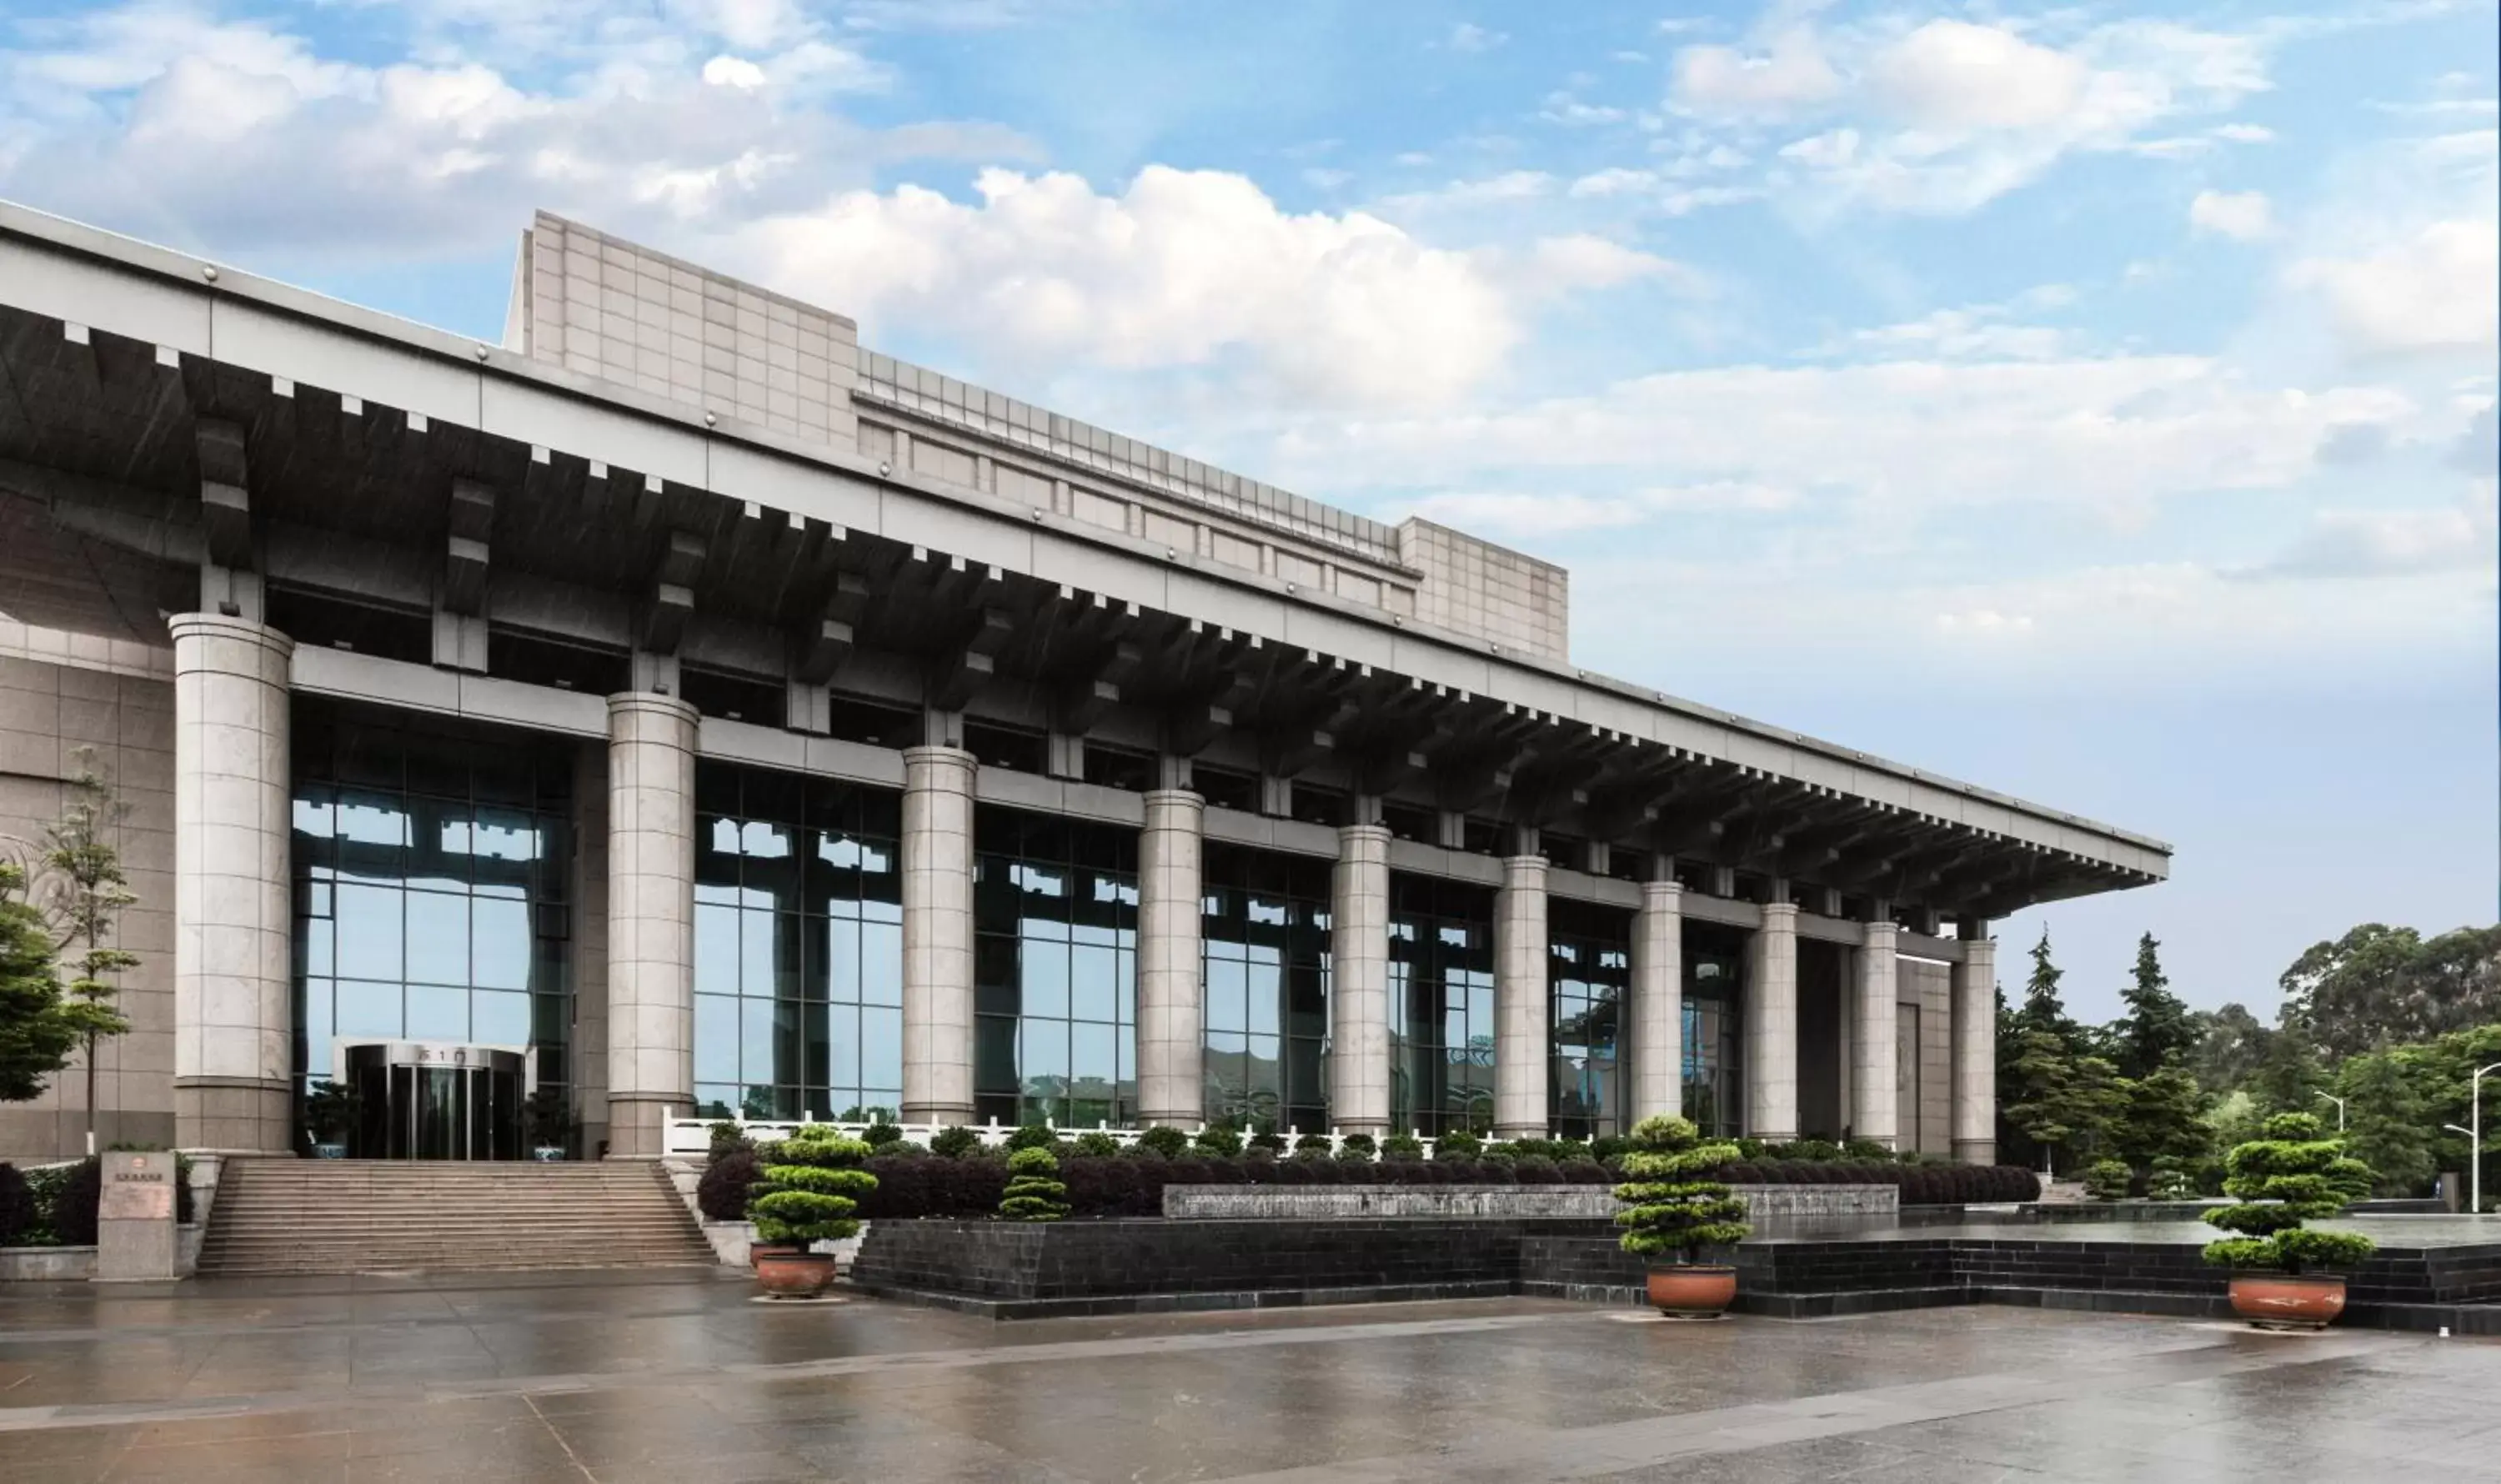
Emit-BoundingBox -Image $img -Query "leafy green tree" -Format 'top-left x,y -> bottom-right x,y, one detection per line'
0,862 -> 82,1101
38,754 -> 138,1151
2111,933 -> 2198,1079
2002,1030 -> 2126,1176
2189,1002 -> 2275,1097
2332,1048 -> 2435,1196
2282,922 -> 2501,1058
1612,1114 -> 1748,1264
2246,1015 -> 2328,1116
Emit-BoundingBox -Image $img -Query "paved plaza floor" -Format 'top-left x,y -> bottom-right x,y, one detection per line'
3,1270 -> 2498,1481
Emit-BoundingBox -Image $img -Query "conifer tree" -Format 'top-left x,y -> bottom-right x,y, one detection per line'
2113,932 -> 2197,1079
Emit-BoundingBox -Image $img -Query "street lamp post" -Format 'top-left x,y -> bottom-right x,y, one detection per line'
2315,1090 -> 2345,1132
2464,1062 -> 2501,1216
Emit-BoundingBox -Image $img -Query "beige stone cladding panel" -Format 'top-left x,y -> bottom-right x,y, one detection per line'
1135,789 -> 1205,1126
1897,958 -> 1954,1158
1396,518 -> 1570,662
1952,938 -> 1997,1165
1745,902 -> 1799,1141
1330,825 -> 1391,1134
901,746 -> 976,1125
169,615 -> 293,1154
570,739 -> 612,1156
524,213 -> 860,450
604,693 -> 697,1157
1627,883 -> 1682,1124
0,648 -> 178,1161
1492,855 -> 1549,1139
1854,924 -> 1901,1149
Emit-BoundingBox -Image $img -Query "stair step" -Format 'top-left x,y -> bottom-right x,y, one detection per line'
197,1161 -> 714,1277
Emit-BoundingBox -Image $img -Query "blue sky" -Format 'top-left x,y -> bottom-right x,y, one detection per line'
2,0 -> 2492,1024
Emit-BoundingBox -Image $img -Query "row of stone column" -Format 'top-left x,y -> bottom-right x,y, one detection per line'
163,634 -> 1996,1162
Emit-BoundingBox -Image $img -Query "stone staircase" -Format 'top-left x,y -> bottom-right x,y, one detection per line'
194,1159 -> 717,1276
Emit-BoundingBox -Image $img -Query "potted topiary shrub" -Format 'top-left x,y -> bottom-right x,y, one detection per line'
303,1079 -> 360,1158
1615,1113 -> 1751,1319
524,1085 -> 572,1161
1000,1146 -> 1070,1221
2203,1111 -> 2377,1330
746,1126 -> 878,1298
2083,1158 -> 2132,1201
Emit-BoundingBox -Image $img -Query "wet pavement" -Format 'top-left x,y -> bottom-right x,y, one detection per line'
1750,1211 -> 2501,1246
3,1268 -> 2498,1481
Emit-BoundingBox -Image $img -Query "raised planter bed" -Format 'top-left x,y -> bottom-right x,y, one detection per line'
1161,1183 -> 1898,1221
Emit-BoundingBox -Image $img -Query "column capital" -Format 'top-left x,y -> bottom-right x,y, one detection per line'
1862,917 -> 1899,946
1142,787 -> 1205,815
1641,879 -> 1684,907
1760,900 -> 1799,927
604,690 -> 699,728
1336,822 -> 1393,847
1498,853 -> 1548,883
168,611 -> 294,659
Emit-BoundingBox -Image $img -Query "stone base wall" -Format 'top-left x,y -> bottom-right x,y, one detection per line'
1161,1184 -> 1898,1221
851,1216 -> 1600,1301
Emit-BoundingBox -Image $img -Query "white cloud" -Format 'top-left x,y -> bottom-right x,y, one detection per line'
2214,123 -> 2275,143
1834,307 -> 2067,361
1446,23 -> 1506,54
2243,485 -> 2499,579
736,167 -> 1655,412
1403,480 -> 1796,536
1540,93 -> 1628,128
1864,20 -> 2087,132
703,55 -> 769,89
2190,188 -> 2273,240
1670,28 -> 1842,121
1375,170 -> 1556,216
2288,218 -> 2501,356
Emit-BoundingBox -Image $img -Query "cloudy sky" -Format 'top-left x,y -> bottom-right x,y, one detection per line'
3,0 -> 2491,1022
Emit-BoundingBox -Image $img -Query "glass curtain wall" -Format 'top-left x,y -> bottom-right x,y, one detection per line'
292,706 -> 574,1105
691,764 -> 903,1120
1549,899 -> 1631,1139
1200,845 -> 1333,1133
974,809 -> 1139,1127
1388,875 -> 1496,1136
1682,923 -> 1746,1137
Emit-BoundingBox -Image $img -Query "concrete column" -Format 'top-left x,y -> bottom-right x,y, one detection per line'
604,694 -> 696,1158
1852,920 -> 1900,1149
1329,824 -> 1391,1135
1628,881 -> 1683,1125
1492,855 -> 1550,1140
1745,901 -> 1799,1141
901,745 -> 977,1125
1952,934 -> 1997,1165
170,614 -> 294,1154
1135,788 -> 1205,1126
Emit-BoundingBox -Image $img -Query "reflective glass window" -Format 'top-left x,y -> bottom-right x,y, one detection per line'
690,763 -> 902,1120
292,706 -> 574,1105
1387,874 -> 1496,1136
1549,898 -> 1630,1140
1200,845 -> 1332,1134
1682,925 -> 1746,1137
973,807 -> 1137,1128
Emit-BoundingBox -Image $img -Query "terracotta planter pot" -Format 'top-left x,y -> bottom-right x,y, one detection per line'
1646,1264 -> 1737,1319
754,1251 -> 837,1299
749,1242 -> 799,1269
2228,1272 -> 2346,1330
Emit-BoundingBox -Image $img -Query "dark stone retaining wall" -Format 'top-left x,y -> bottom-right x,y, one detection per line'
851,1217 -> 1615,1301
850,1216 -> 2501,1328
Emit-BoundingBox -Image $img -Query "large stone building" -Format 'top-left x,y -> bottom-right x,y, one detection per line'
0,201 -> 2168,1165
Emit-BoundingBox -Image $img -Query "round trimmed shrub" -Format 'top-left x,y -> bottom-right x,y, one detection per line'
2203,1112 -> 2377,1275
1000,1146 -> 1071,1221
0,1164 -> 32,1247
1381,1133 -> 1426,1161
1135,1126 -> 1191,1160
1005,1123 -> 1062,1153
1193,1126 -> 1245,1158
1072,1131 -> 1121,1158
930,1125 -> 981,1159
1615,1115 -> 1749,1266
2084,1159 -> 2133,1201
1435,1130 -> 1483,1158
860,1121 -> 905,1152
1562,1160 -> 1610,1185
1276,1158 -> 1314,1185
1248,1131 -> 1288,1154
1292,1133 -> 1332,1154
698,1148 -> 763,1221
1513,1156 -> 1561,1185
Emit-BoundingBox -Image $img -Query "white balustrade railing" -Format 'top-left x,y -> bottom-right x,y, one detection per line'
660,1113 -> 1467,1162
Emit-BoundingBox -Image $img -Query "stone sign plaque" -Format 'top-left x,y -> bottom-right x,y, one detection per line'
100,1153 -> 175,1221
95,1151 -> 178,1282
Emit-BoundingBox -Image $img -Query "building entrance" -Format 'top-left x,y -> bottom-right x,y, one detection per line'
343,1043 -> 527,1160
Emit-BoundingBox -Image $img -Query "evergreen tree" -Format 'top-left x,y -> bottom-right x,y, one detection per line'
0,863 -> 82,1101
39,753 -> 138,1152
2113,1065 -> 2210,1175
2013,928 -> 2086,1051
2002,1029 -> 2126,1176
2112,932 -> 2198,1079
2333,1050 -> 2433,1197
